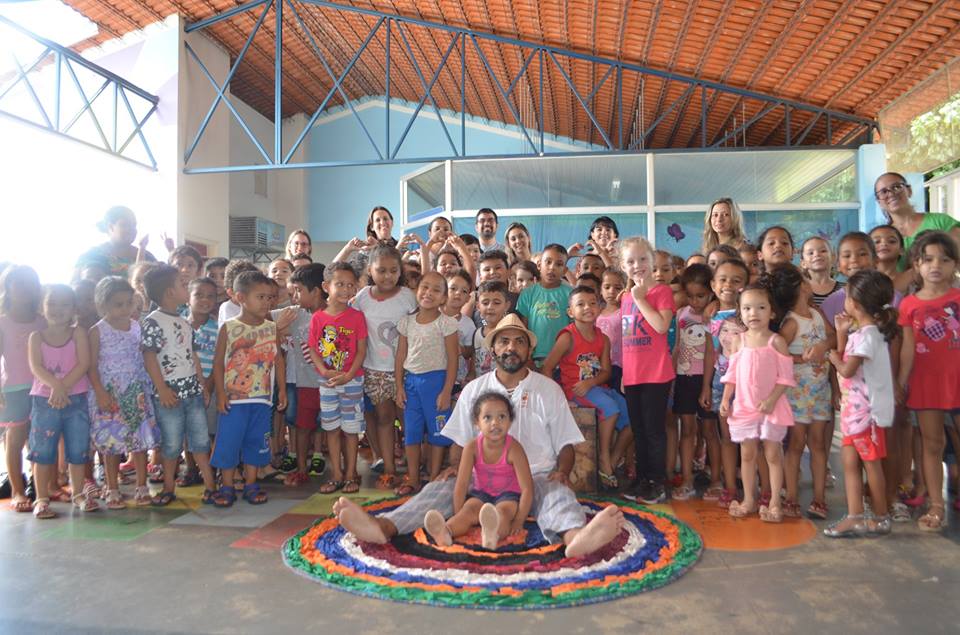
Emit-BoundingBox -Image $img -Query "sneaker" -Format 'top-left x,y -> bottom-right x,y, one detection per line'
118,459 -> 136,475
370,458 -> 385,474
641,482 -> 666,505
622,480 -> 649,502
309,454 -> 326,476
278,454 -> 297,474
825,467 -> 836,489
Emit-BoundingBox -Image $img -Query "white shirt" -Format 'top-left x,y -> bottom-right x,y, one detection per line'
846,325 -> 895,428
217,300 -> 241,327
351,286 -> 417,372
442,370 -> 585,475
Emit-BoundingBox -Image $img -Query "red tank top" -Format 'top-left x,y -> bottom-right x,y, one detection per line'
557,323 -> 605,400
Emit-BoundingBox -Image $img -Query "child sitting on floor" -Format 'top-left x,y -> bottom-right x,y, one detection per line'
211,271 -> 286,506
424,391 -> 533,550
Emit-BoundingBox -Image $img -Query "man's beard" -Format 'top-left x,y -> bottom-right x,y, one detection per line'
496,351 -> 525,373
481,229 -> 495,240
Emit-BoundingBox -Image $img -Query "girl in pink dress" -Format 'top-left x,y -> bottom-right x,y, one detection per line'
719,284 -> 796,522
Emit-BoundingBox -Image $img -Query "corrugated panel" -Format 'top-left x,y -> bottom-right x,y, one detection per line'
60,0 -> 960,148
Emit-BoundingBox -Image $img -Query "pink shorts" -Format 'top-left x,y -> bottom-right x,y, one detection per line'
729,419 -> 789,444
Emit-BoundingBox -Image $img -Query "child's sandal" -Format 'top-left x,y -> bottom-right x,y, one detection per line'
918,505 -> 945,532
32,498 -> 57,519
133,486 -> 153,506
242,483 -> 268,505
807,500 -> 828,519
150,491 -> 177,507
598,471 -> 619,490
759,505 -> 784,523
201,489 -> 218,505
342,478 -> 361,494
104,489 -> 126,510
782,499 -> 802,518
375,474 -> 397,490
394,476 -> 420,497
212,486 -> 236,508
319,480 -> 344,495
73,493 -> 101,512
284,471 -> 309,487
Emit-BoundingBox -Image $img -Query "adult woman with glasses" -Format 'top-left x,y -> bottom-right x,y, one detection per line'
874,172 -> 960,267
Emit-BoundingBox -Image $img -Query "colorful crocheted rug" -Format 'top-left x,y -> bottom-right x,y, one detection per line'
282,495 -> 703,609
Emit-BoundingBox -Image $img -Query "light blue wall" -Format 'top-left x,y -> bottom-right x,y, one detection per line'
306,97 -> 593,242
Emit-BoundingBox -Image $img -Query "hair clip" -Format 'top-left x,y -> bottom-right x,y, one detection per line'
882,303 -> 893,309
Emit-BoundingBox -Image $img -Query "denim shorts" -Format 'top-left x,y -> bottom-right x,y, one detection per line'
468,489 -> 521,505
27,394 -> 91,465
154,393 -> 211,459
0,388 -> 31,426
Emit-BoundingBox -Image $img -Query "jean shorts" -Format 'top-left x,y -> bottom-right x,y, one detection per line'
468,489 -> 521,505
0,388 -> 31,426
27,394 -> 91,465
154,393 -> 211,460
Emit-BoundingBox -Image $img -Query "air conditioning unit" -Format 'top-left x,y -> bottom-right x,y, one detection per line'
229,216 -> 286,251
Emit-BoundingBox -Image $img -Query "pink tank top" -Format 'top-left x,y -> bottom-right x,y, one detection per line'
29,330 -> 90,398
472,433 -> 521,497
0,315 -> 45,392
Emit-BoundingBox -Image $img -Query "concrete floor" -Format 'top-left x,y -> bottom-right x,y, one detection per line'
1,460 -> 958,635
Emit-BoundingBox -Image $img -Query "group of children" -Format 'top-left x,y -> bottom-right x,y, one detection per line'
2,214 -> 957,543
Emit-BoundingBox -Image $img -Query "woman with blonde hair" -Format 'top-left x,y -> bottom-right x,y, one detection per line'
701,198 -> 747,254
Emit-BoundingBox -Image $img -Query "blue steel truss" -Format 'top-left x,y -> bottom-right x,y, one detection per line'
0,16 -> 160,170
183,0 -> 879,174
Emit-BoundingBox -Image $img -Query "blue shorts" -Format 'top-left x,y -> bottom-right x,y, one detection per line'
320,376 -> 364,434
27,395 -> 90,465
403,370 -> 453,447
0,388 -> 31,426
573,386 -> 630,431
212,402 -> 272,468
154,393 -> 211,459
468,489 -> 521,505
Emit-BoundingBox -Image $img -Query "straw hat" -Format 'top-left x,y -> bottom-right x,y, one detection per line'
483,313 -> 538,350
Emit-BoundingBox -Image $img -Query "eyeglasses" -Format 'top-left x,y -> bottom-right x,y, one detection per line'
875,182 -> 909,200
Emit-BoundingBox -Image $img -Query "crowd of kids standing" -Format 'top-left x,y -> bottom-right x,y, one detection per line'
2,170 -> 959,540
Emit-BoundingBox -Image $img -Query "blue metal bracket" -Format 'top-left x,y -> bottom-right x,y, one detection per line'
182,0 -> 880,173
0,15 -> 160,170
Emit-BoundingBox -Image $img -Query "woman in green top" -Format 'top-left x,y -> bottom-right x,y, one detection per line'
874,172 -> 960,267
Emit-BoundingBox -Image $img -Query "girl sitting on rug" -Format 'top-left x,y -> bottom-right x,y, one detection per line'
424,392 -> 533,550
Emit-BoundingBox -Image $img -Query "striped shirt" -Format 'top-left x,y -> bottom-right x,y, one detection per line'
193,316 -> 218,378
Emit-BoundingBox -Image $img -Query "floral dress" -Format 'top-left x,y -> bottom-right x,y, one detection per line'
89,319 -> 159,454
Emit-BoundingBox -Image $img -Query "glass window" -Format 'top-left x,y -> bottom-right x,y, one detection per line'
451,155 -> 647,210
653,150 -> 857,205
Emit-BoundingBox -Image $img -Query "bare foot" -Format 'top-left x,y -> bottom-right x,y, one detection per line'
564,505 -> 624,558
424,509 -> 452,546
479,503 -> 500,550
337,497 -> 388,544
